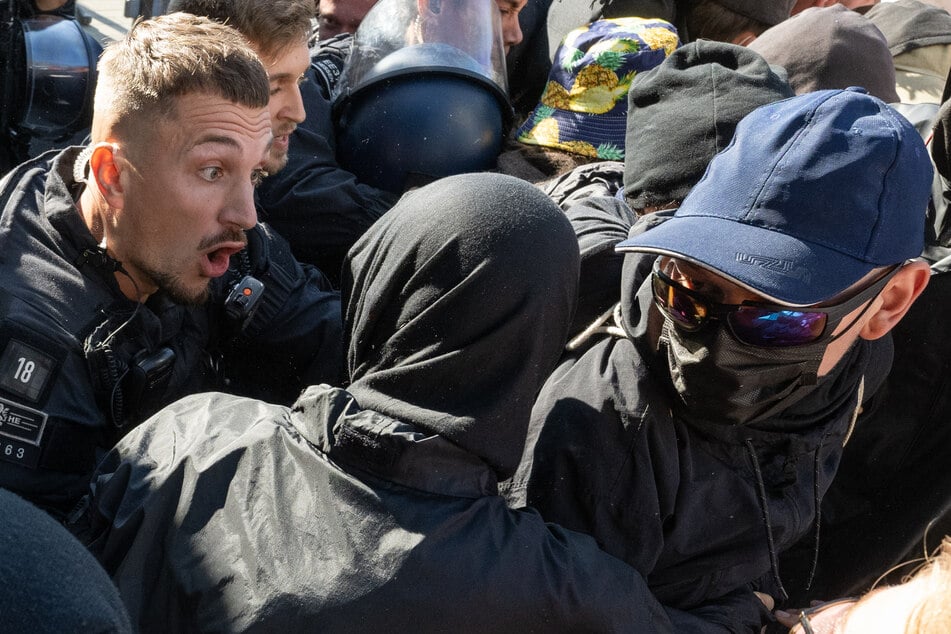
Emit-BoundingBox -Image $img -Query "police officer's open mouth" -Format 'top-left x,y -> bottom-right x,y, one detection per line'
207,247 -> 229,265
204,245 -> 243,277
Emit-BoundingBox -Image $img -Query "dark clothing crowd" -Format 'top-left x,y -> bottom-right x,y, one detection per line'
1,1 -> 951,632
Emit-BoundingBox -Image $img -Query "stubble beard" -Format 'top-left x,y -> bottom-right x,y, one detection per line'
140,264 -> 211,306
264,146 -> 289,175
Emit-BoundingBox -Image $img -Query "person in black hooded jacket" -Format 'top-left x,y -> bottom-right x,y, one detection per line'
506,89 -> 934,630
77,172 -> 760,632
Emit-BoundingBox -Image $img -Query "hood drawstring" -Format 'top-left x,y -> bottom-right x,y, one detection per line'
746,419 -> 847,599
744,438 -> 790,603
842,376 -> 865,448
566,302 -> 626,352
805,431 -> 832,592
804,375 -> 866,590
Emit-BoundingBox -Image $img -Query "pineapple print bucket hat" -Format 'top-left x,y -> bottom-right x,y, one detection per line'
516,17 -> 679,160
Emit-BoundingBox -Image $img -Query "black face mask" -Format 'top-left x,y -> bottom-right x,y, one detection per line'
660,317 -> 828,426
652,260 -> 902,426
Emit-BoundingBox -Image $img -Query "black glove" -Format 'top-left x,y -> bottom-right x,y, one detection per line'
309,32 -> 353,99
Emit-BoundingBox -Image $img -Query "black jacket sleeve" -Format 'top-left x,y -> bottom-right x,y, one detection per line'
561,194 -> 637,334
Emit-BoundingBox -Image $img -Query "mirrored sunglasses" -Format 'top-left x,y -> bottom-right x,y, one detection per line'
650,259 -> 901,348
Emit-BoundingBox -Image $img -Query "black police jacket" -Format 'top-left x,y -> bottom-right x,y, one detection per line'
0,147 -> 343,518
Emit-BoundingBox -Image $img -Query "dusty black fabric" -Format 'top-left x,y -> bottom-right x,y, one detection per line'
84,380 -> 729,632
0,488 -> 131,633
864,0 -> 951,56
749,5 -> 900,103
343,172 -> 580,479
623,41 -> 793,210
81,172 -> 737,632
564,193 -> 640,333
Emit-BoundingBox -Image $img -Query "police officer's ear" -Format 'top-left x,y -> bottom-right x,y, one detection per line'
88,142 -> 124,208
859,260 -> 931,341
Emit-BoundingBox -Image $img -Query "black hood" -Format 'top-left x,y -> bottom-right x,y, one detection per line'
342,172 -> 580,479
624,41 -> 793,211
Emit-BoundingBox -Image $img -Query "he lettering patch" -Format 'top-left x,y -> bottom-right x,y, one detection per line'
0,396 -> 47,468
0,339 -> 56,402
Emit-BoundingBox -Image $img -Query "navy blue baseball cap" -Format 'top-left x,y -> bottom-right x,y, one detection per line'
616,88 -> 933,306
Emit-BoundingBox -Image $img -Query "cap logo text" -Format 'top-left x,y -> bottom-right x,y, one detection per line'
735,252 -> 811,284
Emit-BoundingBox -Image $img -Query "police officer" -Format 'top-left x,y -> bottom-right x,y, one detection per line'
0,13 -> 342,520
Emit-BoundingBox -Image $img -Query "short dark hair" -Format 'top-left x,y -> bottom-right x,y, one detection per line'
686,0 -> 771,42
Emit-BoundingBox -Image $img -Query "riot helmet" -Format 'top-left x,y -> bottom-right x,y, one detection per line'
333,0 -> 513,193
1,6 -> 101,170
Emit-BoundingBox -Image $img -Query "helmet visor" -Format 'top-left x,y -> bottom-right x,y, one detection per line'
332,0 -> 509,103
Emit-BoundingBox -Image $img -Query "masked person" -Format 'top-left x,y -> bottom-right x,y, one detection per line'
77,172 -> 762,632
776,74 -> 951,605
505,88 -> 933,631
0,13 -> 343,521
